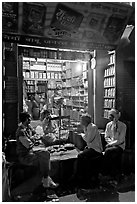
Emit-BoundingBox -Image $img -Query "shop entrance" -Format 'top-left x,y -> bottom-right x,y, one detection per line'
18,45 -> 94,125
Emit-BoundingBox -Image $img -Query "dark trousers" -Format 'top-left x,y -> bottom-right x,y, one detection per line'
77,148 -> 102,182
19,150 -> 50,178
103,146 -> 123,177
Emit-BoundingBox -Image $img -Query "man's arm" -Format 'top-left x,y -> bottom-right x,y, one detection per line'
104,123 -> 113,143
82,125 -> 96,144
19,129 -> 34,149
106,124 -> 126,147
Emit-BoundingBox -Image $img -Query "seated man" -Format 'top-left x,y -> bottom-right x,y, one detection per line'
104,109 -> 127,182
41,110 -> 68,147
71,114 -> 103,187
16,112 -> 59,190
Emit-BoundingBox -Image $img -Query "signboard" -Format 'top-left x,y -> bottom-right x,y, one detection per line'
2,2 -> 134,49
2,2 -> 18,33
50,3 -> 84,32
2,33 -> 115,51
22,3 -> 46,36
46,2 -> 134,46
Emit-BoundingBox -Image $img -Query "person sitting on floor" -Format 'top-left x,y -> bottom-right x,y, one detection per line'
71,114 -> 103,188
16,112 -> 59,190
40,109 -> 68,147
104,108 -> 127,182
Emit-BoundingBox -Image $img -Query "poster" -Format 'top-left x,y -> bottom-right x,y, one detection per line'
46,2 -> 134,46
50,3 -> 84,32
22,2 -> 46,36
2,2 -> 18,33
2,2 -> 134,50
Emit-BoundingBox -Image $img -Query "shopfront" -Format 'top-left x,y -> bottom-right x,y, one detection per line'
2,2 -> 134,148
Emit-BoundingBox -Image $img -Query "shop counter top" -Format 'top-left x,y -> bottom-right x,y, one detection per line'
33,144 -> 78,161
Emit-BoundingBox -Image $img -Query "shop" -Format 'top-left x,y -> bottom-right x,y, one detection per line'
20,46 -> 91,120
2,2 -> 135,201
3,2 -> 134,147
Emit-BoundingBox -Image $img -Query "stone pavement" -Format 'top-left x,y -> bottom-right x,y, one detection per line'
9,173 -> 135,202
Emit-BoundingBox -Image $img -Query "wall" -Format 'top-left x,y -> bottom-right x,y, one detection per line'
95,50 -> 109,129
95,27 -> 135,149
3,43 -> 19,138
116,27 -> 135,149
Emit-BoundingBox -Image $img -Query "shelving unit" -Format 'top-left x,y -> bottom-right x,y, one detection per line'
103,50 -> 116,119
23,57 -> 62,97
21,46 -> 90,122
62,61 -> 88,121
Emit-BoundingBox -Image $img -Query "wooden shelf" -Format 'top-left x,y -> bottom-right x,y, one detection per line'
104,74 -> 115,78
104,85 -> 115,88
103,50 -> 116,119
104,96 -> 115,99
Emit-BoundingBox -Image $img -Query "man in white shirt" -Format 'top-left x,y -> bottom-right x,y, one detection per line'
104,109 -> 127,181
75,114 -> 103,188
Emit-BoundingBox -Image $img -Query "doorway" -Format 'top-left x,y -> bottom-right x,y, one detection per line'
18,45 -> 93,125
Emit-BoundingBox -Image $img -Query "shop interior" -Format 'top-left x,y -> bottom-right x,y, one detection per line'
20,45 -> 93,135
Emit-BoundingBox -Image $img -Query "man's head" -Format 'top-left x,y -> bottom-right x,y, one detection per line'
19,112 -> 31,126
42,109 -> 51,120
108,109 -> 121,122
80,114 -> 92,127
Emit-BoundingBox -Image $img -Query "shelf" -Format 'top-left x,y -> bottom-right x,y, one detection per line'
63,95 -> 71,97
24,78 -> 47,81
72,85 -> 84,88
108,51 -> 115,55
72,100 -> 85,103
24,78 -> 61,81
71,95 -> 85,97
104,86 -> 115,88
104,74 -> 115,78
72,75 -> 83,78
23,68 -> 61,72
104,96 -> 115,99
66,104 -> 73,107
72,105 -> 84,108
26,92 -> 36,94
107,62 -> 115,66
103,50 -> 115,119
62,86 -> 71,89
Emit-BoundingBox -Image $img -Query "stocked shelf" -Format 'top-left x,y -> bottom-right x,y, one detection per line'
22,47 -> 89,122
21,47 -> 90,62
103,51 -> 116,119
62,61 -> 88,121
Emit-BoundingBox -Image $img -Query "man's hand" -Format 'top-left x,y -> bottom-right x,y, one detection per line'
105,137 -> 112,143
105,143 -> 112,148
34,140 -> 40,146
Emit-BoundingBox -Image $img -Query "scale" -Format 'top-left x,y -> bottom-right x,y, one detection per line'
50,96 -> 70,144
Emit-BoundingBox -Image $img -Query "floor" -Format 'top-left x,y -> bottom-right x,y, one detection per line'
3,120 -> 135,202
6,172 -> 135,202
